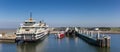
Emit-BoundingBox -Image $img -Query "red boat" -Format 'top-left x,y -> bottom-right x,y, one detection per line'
57,31 -> 65,39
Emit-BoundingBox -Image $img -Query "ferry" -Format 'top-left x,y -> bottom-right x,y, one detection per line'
16,14 -> 49,42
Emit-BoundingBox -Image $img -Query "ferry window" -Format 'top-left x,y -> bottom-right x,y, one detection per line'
25,29 -> 29,31
25,22 -> 27,23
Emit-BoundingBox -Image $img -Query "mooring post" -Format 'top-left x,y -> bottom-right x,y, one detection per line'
107,37 -> 110,47
104,36 -> 110,47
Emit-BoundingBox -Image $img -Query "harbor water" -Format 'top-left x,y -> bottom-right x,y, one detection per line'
0,34 -> 120,52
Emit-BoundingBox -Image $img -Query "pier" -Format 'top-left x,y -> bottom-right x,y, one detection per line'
65,27 -> 110,48
0,32 -> 16,43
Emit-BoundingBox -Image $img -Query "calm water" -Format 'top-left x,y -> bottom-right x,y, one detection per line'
0,34 -> 120,52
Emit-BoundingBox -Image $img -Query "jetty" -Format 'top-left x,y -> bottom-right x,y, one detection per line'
0,32 -> 16,43
65,27 -> 110,48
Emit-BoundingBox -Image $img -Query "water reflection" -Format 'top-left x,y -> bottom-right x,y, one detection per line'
57,36 -> 79,45
92,47 -> 110,52
65,36 -> 79,46
17,37 -> 48,52
0,43 -> 16,52
57,39 -> 61,46
65,36 -> 79,45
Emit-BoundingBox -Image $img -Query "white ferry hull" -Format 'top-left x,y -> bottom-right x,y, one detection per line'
16,33 -> 47,42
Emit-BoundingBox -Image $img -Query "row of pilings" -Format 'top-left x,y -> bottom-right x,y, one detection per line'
65,27 -> 110,48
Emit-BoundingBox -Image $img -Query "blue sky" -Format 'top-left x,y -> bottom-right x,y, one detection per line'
0,0 -> 120,28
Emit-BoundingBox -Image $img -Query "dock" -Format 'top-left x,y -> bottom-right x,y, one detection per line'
65,27 -> 110,48
0,33 -> 16,43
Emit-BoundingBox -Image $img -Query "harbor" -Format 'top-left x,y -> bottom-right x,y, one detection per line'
0,0 -> 120,52
0,27 -> 111,47
0,16 -> 111,46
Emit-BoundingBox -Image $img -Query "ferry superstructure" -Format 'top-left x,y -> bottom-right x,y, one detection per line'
16,15 -> 49,41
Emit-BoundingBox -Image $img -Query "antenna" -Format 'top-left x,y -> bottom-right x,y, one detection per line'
30,12 -> 32,18
29,12 -> 33,21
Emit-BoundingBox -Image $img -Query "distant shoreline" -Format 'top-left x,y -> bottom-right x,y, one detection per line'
0,29 -> 120,34
100,31 -> 120,34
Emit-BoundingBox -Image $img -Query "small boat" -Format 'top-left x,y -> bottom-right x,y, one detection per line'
57,31 -> 64,39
